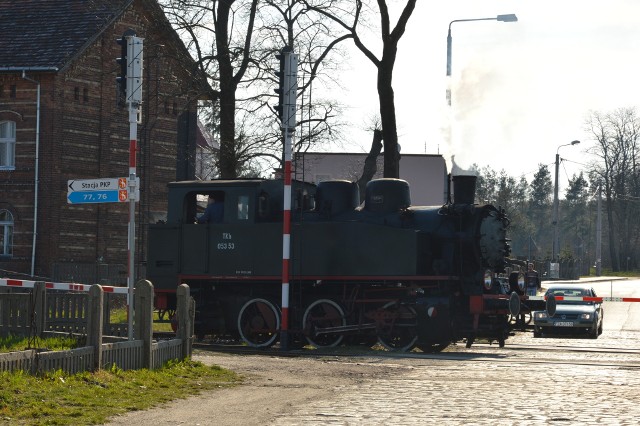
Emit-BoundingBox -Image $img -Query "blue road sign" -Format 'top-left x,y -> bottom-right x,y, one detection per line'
67,190 -> 121,204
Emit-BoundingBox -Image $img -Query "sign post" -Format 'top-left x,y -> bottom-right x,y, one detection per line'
115,29 -> 144,340
67,177 -> 138,204
125,33 -> 143,340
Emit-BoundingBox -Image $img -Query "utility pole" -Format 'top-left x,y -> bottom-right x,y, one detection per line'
596,186 -> 602,276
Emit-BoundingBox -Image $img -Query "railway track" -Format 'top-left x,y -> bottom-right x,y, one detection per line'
185,337 -> 640,369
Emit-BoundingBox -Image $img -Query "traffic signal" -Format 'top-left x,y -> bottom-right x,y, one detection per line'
274,47 -> 288,121
116,29 -> 136,98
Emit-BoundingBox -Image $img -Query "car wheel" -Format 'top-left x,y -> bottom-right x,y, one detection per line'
589,322 -> 599,339
598,315 -> 604,335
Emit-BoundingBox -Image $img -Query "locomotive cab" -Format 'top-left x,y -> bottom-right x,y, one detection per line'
147,179 -> 316,288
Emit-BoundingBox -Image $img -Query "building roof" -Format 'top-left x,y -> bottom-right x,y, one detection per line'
0,0 -> 132,71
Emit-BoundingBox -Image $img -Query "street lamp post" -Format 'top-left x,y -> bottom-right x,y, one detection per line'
446,14 -> 518,105
552,140 -> 581,262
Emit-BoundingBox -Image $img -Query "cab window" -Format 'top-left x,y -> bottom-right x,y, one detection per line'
191,191 -> 225,224
237,195 -> 249,220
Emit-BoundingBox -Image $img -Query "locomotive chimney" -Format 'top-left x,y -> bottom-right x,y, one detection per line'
452,175 -> 477,205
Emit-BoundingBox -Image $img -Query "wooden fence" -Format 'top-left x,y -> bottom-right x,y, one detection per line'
0,284 -> 128,336
0,280 -> 194,374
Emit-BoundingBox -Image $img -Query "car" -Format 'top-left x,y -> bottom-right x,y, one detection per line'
533,284 -> 604,338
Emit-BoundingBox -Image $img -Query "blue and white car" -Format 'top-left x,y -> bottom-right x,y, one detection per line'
533,284 -> 604,338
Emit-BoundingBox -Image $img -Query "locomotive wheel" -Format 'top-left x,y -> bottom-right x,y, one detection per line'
237,298 -> 280,348
302,299 -> 346,348
376,302 -> 418,352
417,342 -> 449,353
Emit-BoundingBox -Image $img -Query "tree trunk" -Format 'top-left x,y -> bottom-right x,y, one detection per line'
357,129 -> 383,202
216,0 -> 238,179
378,29 -> 400,178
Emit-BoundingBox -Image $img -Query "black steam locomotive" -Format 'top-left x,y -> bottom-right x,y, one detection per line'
147,175 -> 518,351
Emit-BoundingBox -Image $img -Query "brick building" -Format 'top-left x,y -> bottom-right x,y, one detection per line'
0,0 -> 210,284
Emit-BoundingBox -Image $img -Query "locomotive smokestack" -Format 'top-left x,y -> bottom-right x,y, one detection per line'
452,175 -> 477,205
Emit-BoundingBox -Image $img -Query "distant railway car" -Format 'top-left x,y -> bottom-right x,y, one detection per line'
147,175 -> 515,351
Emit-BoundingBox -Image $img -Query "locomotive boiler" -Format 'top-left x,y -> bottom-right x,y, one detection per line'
147,175 -> 516,351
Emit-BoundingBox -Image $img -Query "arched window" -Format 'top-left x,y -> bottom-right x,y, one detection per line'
0,121 -> 16,169
0,209 -> 13,256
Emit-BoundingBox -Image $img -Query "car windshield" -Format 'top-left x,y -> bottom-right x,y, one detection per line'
546,288 -> 594,305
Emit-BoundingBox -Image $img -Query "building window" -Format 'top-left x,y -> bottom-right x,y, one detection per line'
0,209 -> 13,257
0,121 -> 16,169
83,88 -> 89,102
10,85 -> 16,98
74,87 -> 80,101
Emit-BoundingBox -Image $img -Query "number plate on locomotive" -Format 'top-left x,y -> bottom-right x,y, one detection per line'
554,321 -> 574,327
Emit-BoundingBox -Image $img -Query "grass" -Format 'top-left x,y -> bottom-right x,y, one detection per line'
0,335 -> 78,353
0,335 -> 239,424
0,359 -> 239,425
108,308 -> 175,333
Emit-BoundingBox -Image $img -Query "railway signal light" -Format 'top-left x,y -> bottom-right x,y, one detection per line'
273,47 -> 298,130
274,48 -> 287,121
115,32 -> 131,97
115,29 -> 143,104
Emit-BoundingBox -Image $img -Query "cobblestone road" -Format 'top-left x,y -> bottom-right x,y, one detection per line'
270,336 -> 640,426
266,280 -> 640,425
110,277 -> 640,425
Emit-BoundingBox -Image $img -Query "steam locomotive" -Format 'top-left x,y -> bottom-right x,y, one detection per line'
147,175 -> 519,351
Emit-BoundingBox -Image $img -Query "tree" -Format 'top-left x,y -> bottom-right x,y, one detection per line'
257,0 -> 353,169
474,164 -> 531,257
161,0 -> 259,178
586,107 -> 640,271
304,0 -> 418,178
162,0 -> 351,178
563,172 -> 590,262
528,164 -> 553,259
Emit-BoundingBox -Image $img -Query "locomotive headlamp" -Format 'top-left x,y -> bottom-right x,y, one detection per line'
483,270 -> 493,290
581,313 -> 592,320
517,273 -> 526,292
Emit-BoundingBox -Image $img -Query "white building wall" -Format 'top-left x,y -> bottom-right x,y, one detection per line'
293,153 -> 448,206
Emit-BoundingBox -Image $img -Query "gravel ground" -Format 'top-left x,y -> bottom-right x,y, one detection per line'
104,349 -> 404,426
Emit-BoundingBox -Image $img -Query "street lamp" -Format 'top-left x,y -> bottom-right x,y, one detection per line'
552,140 -> 581,262
446,14 -> 518,105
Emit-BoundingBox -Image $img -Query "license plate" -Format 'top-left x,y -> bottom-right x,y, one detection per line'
554,321 -> 574,327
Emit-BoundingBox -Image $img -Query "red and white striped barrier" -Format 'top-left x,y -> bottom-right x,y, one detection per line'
0,278 -> 128,294
528,295 -> 640,303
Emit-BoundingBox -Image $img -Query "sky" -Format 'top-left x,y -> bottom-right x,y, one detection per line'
326,0 -> 640,195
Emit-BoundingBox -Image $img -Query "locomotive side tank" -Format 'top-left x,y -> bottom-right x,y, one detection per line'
147,175 -> 513,351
